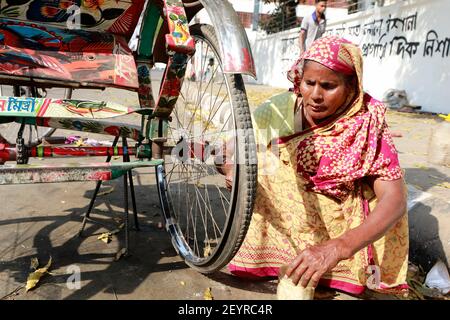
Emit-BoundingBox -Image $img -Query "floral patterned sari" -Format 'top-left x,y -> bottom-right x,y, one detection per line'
228,36 -> 409,295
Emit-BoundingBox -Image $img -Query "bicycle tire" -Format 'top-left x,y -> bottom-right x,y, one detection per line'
156,24 -> 257,273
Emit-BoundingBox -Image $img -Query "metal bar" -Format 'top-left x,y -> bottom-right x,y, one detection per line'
0,143 -> 15,163
136,2 -> 163,58
0,160 -> 164,185
128,168 -> 139,231
123,165 -> 130,255
252,0 -> 261,31
64,88 -> 73,99
78,135 -> 120,237
123,136 -> 139,231
29,146 -> 136,158
1,144 -> 144,162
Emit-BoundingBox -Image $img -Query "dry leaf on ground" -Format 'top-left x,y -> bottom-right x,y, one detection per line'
97,233 -> 112,244
203,287 -> 214,300
438,114 -> 450,122
428,175 -> 446,181
30,257 -> 39,270
203,244 -> 212,257
413,164 -> 429,170
390,131 -> 403,137
411,184 -> 424,191
436,182 -> 450,189
26,257 -> 52,292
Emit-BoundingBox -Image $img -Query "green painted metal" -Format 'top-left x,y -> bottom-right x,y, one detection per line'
148,117 -> 160,140
37,146 -> 44,158
136,144 -> 152,159
138,3 -> 163,58
160,118 -> 169,139
146,117 -> 169,140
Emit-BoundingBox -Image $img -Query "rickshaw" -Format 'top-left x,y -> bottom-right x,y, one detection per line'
0,0 -> 257,274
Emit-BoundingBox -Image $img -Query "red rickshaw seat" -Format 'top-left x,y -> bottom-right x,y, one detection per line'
0,18 -> 139,90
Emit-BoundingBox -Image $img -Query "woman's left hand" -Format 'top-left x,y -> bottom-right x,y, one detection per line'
285,239 -> 348,288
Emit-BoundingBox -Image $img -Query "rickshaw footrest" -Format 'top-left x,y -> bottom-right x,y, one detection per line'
0,160 -> 164,185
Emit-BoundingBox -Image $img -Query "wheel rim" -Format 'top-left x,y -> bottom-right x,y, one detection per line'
162,33 -> 239,265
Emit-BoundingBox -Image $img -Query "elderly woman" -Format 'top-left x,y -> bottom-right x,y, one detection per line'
227,36 -> 409,295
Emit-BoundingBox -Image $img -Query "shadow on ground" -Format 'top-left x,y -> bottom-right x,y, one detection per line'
404,167 -> 450,271
0,174 -> 189,300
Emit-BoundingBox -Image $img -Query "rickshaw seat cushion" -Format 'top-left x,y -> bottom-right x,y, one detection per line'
0,18 -> 139,90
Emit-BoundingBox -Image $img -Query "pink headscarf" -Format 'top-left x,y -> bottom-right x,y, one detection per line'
288,35 -> 361,95
281,36 -> 402,201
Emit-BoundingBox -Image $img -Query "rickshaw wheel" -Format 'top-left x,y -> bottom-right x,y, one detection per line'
156,24 -> 257,273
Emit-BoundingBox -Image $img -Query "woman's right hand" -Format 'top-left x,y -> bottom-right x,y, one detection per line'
213,139 -> 235,190
285,239 -> 347,288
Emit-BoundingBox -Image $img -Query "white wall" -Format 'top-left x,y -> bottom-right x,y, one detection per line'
196,1 -> 348,32
248,27 -> 301,87
296,5 -> 348,21
227,1 -> 348,19
250,0 -> 450,114
228,0 -> 276,14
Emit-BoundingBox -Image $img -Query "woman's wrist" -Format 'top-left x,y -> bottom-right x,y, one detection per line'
336,232 -> 361,260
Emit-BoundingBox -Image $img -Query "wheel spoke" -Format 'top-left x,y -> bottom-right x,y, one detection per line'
159,29 -> 247,264
208,112 -> 232,149
193,182 -> 221,236
200,81 -> 227,137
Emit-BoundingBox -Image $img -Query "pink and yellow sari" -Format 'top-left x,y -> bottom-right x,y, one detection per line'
229,36 -> 409,295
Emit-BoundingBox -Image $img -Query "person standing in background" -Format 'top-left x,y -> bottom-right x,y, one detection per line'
299,0 -> 327,54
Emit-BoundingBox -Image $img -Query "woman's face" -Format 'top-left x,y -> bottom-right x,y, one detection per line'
299,60 -> 352,123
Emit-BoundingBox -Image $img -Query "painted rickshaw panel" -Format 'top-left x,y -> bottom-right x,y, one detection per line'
0,95 -> 143,139
0,0 -> 145,37
0,95 -> 138,118
0,18 -> 139,89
